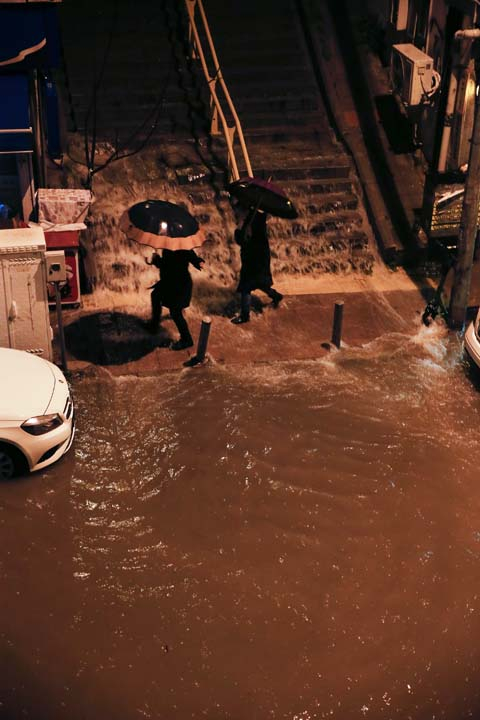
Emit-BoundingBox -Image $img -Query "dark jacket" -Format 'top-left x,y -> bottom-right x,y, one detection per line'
236,212 -> 273,293
151,249 -> 203,309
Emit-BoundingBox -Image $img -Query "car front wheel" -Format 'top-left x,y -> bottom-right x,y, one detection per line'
0,444 -> 27,480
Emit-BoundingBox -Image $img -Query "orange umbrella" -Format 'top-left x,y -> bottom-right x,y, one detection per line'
120,200 -> 205,251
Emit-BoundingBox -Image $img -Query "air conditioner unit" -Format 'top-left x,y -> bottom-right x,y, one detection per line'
391,43 -> 437,106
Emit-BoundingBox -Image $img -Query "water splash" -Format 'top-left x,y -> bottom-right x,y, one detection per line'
64,139 -> 375,306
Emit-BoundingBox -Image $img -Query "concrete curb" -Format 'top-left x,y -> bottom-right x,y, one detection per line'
297,0 -> 407,265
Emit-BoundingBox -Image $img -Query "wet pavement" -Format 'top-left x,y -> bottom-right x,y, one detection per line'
56,267 -> 432,375
2,322 -> 480,719
3,1 -> 480,716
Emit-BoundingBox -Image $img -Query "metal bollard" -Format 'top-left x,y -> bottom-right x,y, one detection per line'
184,316 -> 212,367
54,281 -> 68,371
331,301 -> 344,349
196,316 -> 212,362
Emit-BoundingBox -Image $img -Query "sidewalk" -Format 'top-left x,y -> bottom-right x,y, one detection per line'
55,3 -> 439,376
56,266 -> 430,376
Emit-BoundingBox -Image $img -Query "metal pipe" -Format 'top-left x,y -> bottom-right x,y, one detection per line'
185,2 -> 239,180
455,29 -> 480,40
32,69 -> 46,187
195,316 -> 211,362
0,128 -> 33,134
438,71 -> 458,172
54,282 -> 68,371
331,301 -> 344,349
184,316 -> 212,367
184,0 -> 253,179
195,0 -> 253,178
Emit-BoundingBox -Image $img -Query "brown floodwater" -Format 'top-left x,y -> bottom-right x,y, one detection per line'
2,324 -> 480,720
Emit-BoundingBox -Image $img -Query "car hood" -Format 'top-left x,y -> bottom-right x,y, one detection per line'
0,348 -> 56,420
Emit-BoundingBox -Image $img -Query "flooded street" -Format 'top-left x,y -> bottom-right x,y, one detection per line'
2,325 -> 480,719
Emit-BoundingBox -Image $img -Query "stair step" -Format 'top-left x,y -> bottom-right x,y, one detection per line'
198,45 -> 307,67
67,72 -> 204,91
174,166 -> 228,185
285,213 -> 364,235
248,166 -> 352,181
58,0 -> 377,287
240,153 -> 351,169
305,196 -> 359,213
241,124 -> 332,139
224,75 -> 318,94
235,96 -> 322,113
271,230 -> 369,248
234,113 -> 326,131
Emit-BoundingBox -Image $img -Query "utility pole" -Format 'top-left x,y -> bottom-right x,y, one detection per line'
449,30 -> 480,328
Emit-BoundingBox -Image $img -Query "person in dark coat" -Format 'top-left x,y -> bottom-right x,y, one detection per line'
231,208 -> 283,324
147,248 -> 204,350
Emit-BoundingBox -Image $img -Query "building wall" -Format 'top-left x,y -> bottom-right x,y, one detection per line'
378,0 -> 479,176
419,0 -> 446,164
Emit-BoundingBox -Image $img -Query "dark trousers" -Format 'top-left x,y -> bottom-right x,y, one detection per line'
151,286 -> 193,343
170,307 -> 193,344
240,285 -> 282,319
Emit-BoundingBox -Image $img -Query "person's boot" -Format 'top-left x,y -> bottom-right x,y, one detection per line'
231,314 -> 250,324
271,291 -> 283,308
171,336 -> 194,351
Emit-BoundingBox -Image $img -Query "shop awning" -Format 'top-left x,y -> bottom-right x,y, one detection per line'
0,6 -> 60,68
0,75 -> 33,154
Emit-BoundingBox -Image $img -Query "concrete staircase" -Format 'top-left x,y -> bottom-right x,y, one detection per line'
59,0 -> 211,139
58,0 -> 376,297
182,0 -> 375,275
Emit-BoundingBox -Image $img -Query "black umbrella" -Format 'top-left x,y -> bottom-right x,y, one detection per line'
228,177 -> 298,219
119,200 -> 205,250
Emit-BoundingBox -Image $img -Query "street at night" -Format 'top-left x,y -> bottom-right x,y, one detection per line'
3,0 -> 480,718
2,326 -> 480,719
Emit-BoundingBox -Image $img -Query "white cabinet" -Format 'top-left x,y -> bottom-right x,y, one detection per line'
0,227 -> 52,360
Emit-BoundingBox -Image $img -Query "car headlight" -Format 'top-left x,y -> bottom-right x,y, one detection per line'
21,413 -> 63,436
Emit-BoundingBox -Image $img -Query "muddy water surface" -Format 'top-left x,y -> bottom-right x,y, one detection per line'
2,326 -> 480,720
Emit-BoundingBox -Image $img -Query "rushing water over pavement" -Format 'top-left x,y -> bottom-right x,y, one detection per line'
1,325 -> 480,720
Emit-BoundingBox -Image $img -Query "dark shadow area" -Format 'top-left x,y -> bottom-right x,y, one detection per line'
193,281 -> 269,318
65,312 -> 172,365
0,647 -> 52,720
374,95 -> 416,154
0,470 -> 30,484
327,0 -> 419,262
467,308 -> 478,326
462,350 -> 480,391
295,0 -> 344,145
220,295 -> 269,319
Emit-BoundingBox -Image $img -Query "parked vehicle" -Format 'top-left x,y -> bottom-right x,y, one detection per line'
0,348 -> 75,479
464,310 -> 480,370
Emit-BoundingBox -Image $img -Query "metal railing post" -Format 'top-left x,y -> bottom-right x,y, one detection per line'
184,316 -> 212,367
184,0 -> 253,180
331,301 -> 344,349
54,282 -> 68,371
196,316 -> 211,362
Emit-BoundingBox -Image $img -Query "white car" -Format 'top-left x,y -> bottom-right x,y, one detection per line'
0,348 -> 75,480
465,310 -> 480,370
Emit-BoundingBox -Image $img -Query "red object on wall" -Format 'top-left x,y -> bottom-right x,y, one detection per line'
45,229 -> 81,306
44,229 -> 80,249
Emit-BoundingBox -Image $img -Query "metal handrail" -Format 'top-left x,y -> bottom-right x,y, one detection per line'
184,0 -> 253,181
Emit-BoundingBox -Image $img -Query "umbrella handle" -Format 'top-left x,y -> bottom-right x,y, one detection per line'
242,196 -> 264,234
245,177 -> 270,227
